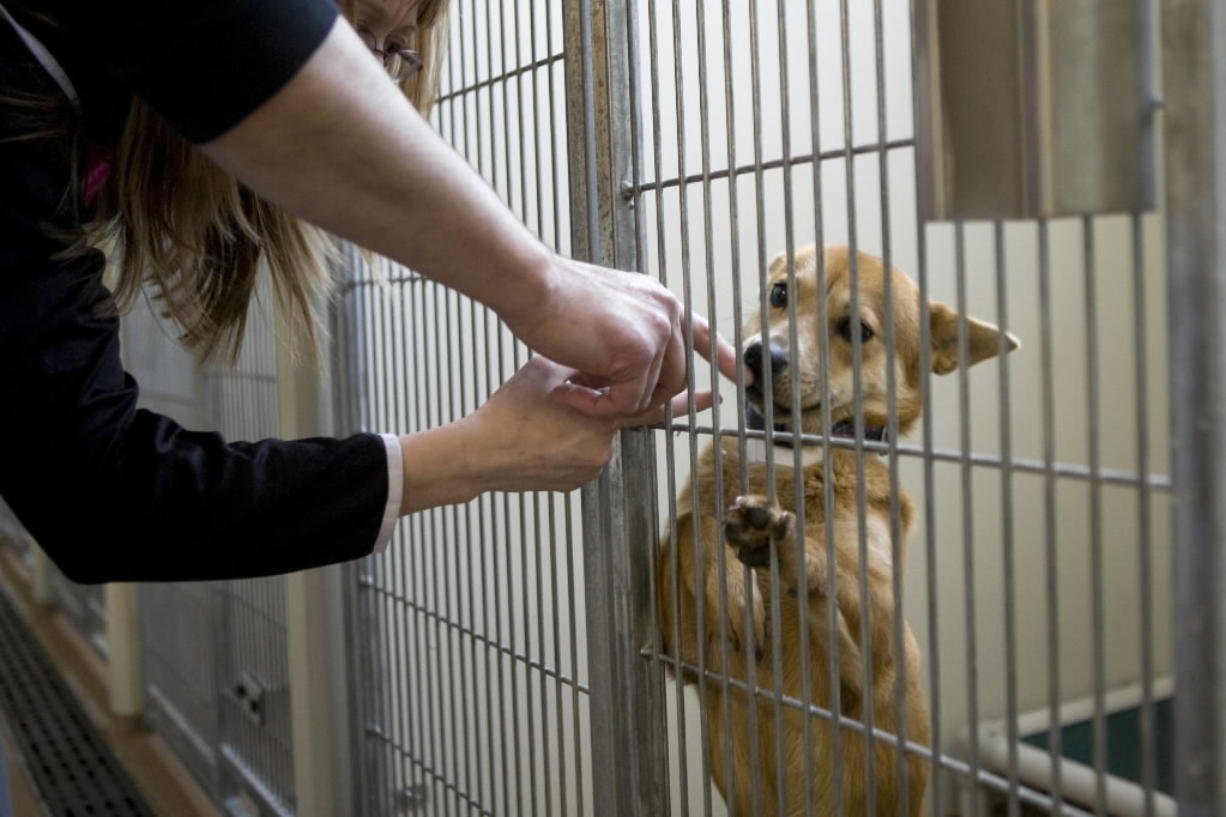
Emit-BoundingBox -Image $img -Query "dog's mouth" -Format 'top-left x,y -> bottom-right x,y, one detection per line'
744,387 -> 820,432
744,389 -> 889,445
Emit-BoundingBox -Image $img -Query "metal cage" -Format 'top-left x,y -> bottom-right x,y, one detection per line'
332,0 -> 1203,816
3,0 -> 1216,815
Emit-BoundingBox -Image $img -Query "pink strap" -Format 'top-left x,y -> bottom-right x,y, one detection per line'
82,148 -> 113,208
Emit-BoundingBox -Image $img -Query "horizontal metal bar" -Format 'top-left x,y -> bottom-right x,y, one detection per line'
217,598 -> 288,628
436,52 -> 566,106
358,578 -> 590,694
363,724 -> 496,817
339,273 -> 428,295
146,685 -> 218,766
205,372 -> 279,385
626,138 -> 916,196
219,743 -> 295,817
650,652 -> 1094,817
660,423 -> 1172,490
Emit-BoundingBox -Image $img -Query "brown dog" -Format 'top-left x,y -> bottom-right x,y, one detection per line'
658,246 -> 1018,816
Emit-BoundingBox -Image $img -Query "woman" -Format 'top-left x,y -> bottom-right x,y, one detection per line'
0,0 -> 739,582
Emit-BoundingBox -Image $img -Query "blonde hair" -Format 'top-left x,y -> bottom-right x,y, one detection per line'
94,0 -> 450,362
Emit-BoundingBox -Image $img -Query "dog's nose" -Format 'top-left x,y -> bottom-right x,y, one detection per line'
743,341 -> 788,380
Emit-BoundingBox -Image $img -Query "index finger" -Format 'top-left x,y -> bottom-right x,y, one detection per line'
685,312 -> 753,388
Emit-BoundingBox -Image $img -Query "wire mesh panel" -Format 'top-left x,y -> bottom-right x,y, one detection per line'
140,578 -> 224,796
127,294 -> 297,813
206,303 -> 298,815
334,0 -> 592,813
123,298 -> 227,797
618,1 -> 1171,816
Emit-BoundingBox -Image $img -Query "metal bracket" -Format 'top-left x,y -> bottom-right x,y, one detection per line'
397,784 -> 428,811
229,671 -> 266,727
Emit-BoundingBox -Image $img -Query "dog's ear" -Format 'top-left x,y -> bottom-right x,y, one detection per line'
767,250 -> 789,275
929,301 -> 1020,375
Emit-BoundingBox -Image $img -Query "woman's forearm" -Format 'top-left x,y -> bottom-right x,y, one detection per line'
201,18 -> 552,328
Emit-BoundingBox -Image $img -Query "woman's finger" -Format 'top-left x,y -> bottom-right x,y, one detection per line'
687,312 -> 751,387
614,389 -> 717,429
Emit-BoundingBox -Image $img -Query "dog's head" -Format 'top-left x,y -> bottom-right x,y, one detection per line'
741,245 -> 1018,439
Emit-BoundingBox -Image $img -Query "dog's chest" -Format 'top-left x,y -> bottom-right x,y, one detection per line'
699,439 -> 899,567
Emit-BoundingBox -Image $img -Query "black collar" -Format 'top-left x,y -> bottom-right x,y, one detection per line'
745,406 -> 889,447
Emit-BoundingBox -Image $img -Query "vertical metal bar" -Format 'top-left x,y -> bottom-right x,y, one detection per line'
492,1 -> 526,809
454,8 -> 481,809
913,179 -> 942,817
380,263 -> 406,814
525,6 -> 556,814
411,276 -> 437,810
436,31 -> 461,811
1164,1 -> 1226,811
565,0 -> 671,813
692,0 -> 736,805
954,221 -> 980,817
643,0 -> 691,812
509,3 -> 543,810
994,222 -> 1021,817
870,2 -> 910,813
475,7 -> 502,814
357,254 -> 392,817
443,285 -> 467,815
717,0 -> 759,810
1082,216 -> 1108,817
769,0 -> 819,812
281,244 -> 353,817
563,491 -> 585,817
837,1 -> 877,812
428,281 -> 453,816
801,4 -> 843,816
1037,219 -> 1065,815
1131,214 -> 1157,817
537,13 -> 572,796
743,0 -> 787,811
668,0 -> 717,813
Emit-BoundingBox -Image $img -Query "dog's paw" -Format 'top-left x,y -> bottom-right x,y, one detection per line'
724,495 -> 794,568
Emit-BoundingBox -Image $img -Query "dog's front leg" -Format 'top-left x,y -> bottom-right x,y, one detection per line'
723,495 -> 862,679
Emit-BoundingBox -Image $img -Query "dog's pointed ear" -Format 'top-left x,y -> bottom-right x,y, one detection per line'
929,301 -> 1020,375
767,250 -> 789,275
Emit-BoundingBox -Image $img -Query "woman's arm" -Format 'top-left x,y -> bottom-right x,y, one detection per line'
396,358 -> 715,513
201,19 -> 741,417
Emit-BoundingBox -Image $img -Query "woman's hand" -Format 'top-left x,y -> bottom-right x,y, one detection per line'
397,357 -> 719,513
503,256 -> 746,420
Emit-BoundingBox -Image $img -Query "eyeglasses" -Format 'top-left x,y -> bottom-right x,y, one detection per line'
357,28 -> 423,83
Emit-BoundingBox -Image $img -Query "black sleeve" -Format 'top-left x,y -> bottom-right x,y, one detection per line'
0,246 -> 391,584
39,0 -> 340,144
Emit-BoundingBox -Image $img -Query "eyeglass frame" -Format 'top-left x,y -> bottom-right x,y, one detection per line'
356,27 -> 424,83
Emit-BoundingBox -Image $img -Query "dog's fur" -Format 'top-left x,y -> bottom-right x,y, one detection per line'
658,246 -> 1017,816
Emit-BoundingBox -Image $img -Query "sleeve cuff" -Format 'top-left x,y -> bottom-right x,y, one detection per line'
371,433 -> 403,555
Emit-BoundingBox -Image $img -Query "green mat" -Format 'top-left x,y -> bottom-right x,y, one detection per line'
1020,697 -> 1173,795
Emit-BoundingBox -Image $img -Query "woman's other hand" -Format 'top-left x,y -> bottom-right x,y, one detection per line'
397,356 -> 719,513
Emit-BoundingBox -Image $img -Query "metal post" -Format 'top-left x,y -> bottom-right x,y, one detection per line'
564,0 -> 671,814
1163,1 -> 1226,813
105,583 -> 142,716
278,315 -> 354,817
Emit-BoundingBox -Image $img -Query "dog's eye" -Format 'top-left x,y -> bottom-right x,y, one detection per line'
769,283 -> 788,308
836,316 -> 874,343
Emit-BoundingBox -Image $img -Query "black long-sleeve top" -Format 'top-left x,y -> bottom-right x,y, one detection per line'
0,0 -> 394,582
